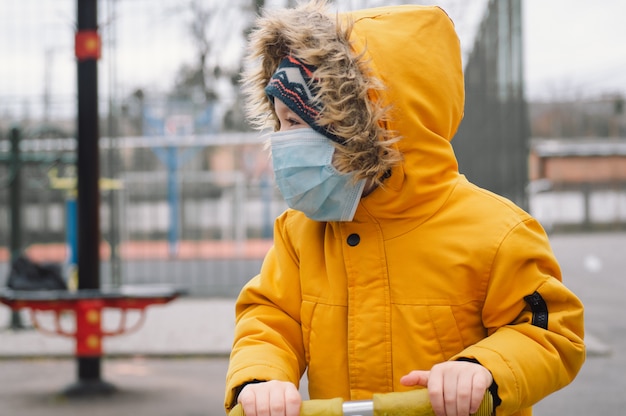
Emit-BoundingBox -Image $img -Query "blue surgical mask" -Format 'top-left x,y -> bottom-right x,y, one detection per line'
270,128 -> 366,222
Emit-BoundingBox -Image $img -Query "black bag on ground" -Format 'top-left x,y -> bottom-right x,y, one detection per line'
6,255 -> 67,291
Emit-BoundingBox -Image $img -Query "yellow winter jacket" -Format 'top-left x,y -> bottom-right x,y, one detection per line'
225,4 -> 585,416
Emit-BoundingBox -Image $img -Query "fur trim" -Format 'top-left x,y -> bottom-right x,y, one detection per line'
242,0 -> 402,184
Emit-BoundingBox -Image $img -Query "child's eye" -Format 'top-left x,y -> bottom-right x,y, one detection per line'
286,118 -> 301,126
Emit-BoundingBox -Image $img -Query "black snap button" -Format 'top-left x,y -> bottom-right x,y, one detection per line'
347,233 -> 360,246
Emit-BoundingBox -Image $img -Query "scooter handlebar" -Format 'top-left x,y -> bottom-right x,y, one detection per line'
230,388 -> 494,416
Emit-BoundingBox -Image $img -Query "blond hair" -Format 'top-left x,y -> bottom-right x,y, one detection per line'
242,0 -> 402,185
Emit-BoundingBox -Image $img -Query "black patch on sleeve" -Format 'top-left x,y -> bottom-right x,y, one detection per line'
524,291 -> 549,329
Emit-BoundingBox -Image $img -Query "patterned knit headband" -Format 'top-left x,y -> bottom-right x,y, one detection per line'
265,55 -> 343,144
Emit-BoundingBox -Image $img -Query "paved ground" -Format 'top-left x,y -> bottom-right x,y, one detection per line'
0,231 -> 625,415
0,357 -> 230,416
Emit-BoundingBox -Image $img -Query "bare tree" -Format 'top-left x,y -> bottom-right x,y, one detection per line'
168,0 -> 219,102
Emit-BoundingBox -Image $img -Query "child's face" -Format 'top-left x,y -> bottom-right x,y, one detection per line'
275,99 -> 309,132
274,97 -> 346,169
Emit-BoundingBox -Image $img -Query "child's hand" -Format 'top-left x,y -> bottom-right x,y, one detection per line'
400,361 -> 493,416
238,380 -> 302,416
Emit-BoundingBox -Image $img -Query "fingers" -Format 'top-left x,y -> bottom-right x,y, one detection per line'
413,361 -> 493,416
468,370 -> 492,414
238,380 -> 302,416
283,384 -> 302,416
400,370 -> 430,387
426,367 -> 447,416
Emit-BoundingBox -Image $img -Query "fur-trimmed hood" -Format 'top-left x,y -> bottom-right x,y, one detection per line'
243,1 -> 465,222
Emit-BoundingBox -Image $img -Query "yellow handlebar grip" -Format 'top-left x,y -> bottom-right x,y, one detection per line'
229,403 -> 244,416
374,389 -> 434,415
229,397 -> 344,416
373,389 -> 493,416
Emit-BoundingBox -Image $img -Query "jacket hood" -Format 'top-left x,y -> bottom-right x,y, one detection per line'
243,1 -> 465,222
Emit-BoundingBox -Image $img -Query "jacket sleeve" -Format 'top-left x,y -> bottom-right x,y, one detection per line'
452,218 -> 585,416
224,216 -> 306,412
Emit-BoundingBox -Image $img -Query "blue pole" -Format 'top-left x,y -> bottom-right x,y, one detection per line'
261,173 -> 272,238
64,196 -> 79,290
66,197 -> 78,268
167,146 -> 179,256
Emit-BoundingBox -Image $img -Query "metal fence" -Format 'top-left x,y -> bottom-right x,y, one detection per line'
452,0 -> 529,210
4,0 -> 624,298
1,0 -> 513,297
0,130 -> 287,296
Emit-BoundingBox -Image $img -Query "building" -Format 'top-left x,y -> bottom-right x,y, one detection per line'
529,138 -> 626,231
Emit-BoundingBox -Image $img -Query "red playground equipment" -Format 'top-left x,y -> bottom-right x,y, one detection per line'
0,287 -> 182,395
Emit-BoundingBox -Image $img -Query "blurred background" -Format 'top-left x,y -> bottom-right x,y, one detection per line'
1,0 -> 625,295
1,0 -> 625,415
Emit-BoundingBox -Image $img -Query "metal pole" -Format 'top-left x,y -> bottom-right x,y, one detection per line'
77,0 -> 100,292
107,0 -> 121,287
8,126 -> 25,330
68,0 -> 114,396
9,127 -> 23,263
167,146 -> 179,256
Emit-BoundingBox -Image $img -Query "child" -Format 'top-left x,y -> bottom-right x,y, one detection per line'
225,2 -> 585,415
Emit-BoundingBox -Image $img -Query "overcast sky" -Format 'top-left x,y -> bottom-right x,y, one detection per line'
523,0 -> 626,100
1,0 -> 625,120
